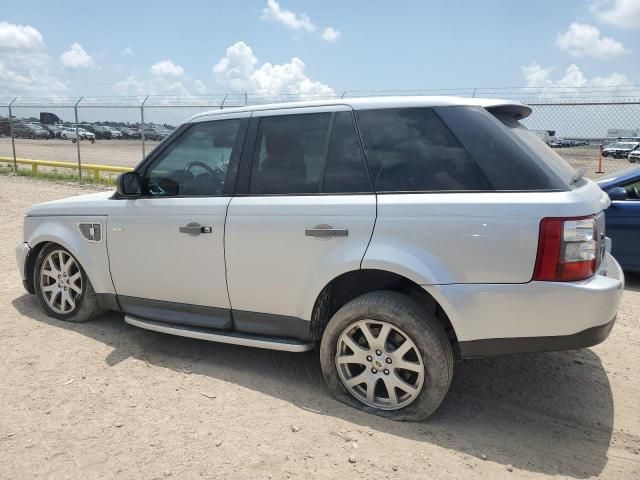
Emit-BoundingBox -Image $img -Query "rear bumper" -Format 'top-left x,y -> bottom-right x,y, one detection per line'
459,316 -> 616,357
425,253 -> 624,358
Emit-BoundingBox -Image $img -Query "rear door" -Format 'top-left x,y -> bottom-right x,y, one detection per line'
225,106 -> 376,339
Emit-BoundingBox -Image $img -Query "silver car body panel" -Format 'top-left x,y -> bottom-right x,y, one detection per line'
16,96 -> 624,350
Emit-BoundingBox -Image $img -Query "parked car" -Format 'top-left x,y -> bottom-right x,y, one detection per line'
141,125 -> 168,141
60,127 -> 95,141
597,165 -> 640,272
602,141 -> 640,158
81,125 -> 112,140
13,122 -> 50,139
119,127 -> 141,139
77,128 -> 96,140
16,97 -> 624,422
43,124 -> 64,138
0,116 -> 10,136
106,127 -> 123,139
628,149 -> 640,163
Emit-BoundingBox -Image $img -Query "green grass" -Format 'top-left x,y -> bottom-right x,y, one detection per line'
0,163 -> 116,186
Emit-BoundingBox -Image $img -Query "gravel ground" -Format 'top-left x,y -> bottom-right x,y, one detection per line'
1,175 -> 639,479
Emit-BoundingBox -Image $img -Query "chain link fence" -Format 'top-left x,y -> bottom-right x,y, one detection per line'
1,93 -> 639,183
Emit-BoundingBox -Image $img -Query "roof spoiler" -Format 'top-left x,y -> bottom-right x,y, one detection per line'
485,103 -> 532,121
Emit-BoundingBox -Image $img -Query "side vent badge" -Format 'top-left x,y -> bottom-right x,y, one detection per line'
78,223 -> 102,243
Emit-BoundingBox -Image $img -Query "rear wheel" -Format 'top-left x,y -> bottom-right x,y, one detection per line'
320,291 -> 453,422
34,244 -> 103,322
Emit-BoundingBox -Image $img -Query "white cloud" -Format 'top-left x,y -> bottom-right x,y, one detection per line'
60,43 -> 95,69
0,22 -> 67,96
112,74 -> 191,96
150,59 -> 185,77
262,0 -> 315,31
591,0 -> 640,28
0,21 -> 44,50
522,62 -> 631,97
556,23 -> 626,58
121,47 -> 134,56
194,79 -> 207,94
113,60 -> 192,95
213,41 -> 334,99
321,27 -> 341,42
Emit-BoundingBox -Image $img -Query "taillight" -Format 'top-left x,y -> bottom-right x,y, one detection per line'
533,215 -> 597,282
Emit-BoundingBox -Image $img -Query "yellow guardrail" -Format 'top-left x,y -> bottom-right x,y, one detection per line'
0,156 -> 133,181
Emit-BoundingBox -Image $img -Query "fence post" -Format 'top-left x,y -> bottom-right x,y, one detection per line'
220,94 -> 227,110
8,97 -> 17,172
74,97 -> 83,184
141,95 -> 149,159
244,92 -> 248,106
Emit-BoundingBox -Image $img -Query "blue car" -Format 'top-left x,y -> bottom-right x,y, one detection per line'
597,165 -> 640,272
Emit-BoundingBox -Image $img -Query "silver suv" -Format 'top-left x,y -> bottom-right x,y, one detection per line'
16,97 -> 624,421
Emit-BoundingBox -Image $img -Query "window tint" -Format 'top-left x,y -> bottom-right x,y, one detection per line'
355,108 -> 491,192
436,106 -> 569,190
623,180 -> 640,200
322,112 -> 371,193
144,119 -> 241,196
250,113 -> 331,194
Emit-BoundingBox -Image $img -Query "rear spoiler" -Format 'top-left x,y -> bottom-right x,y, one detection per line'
484,103 -> 532,121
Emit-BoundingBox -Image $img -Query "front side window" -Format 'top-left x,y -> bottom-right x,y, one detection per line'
356,108 -> 491,192
144,119 -> 241,196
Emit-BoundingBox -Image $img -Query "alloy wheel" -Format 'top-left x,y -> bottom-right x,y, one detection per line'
335,320 -> 425,410
39,250 -> 83,314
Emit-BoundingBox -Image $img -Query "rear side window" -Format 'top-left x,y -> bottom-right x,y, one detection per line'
436,106 -> 570,190
323,112 -> 371,193
249,111 -> 372,195
250,113 -> 331,194
355,108 -> 491,192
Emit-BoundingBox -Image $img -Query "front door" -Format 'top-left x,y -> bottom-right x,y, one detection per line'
225,107 -> 376,339
606,178 -> 640,270
108,115 -> 248,329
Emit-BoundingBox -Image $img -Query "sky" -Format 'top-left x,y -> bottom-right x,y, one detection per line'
1,0 -> 639,100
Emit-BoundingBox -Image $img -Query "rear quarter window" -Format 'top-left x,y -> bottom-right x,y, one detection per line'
436,106 -> 572,190
355,108 -> 491,192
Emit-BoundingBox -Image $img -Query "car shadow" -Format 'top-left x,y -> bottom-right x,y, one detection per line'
624,271 -> 640,292
12,294 -> 614,478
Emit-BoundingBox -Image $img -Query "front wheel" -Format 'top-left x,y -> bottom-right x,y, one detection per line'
320,291 -> 453,422
34,244 -> 103,322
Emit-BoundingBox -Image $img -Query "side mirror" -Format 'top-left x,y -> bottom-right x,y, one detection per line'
116,172 -> 141,197
607,186 -> 628,201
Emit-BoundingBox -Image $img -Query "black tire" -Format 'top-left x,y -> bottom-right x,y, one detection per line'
320,291 -> 453,422
33,244 -> 103,323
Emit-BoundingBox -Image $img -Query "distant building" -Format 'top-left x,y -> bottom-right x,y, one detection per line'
607,128 -> 639,139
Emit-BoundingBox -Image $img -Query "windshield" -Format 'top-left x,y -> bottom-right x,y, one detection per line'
608,142 -> 638,149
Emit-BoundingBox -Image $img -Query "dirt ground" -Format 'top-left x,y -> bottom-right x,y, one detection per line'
1,175 -> 639,479
0,137 -> 633,181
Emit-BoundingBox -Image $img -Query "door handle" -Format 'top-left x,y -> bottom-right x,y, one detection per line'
305,224 -> 349,238
179,222 -> 212,236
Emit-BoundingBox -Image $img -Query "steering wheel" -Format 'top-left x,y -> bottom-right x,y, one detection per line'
632,185 -> 640,200
184,161 -> 216,177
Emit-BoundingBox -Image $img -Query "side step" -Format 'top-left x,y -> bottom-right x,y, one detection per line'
124,315 -> 315,353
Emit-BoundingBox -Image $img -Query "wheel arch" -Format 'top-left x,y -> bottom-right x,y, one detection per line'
25,219 -> 114,296
309,269 -> 460,357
